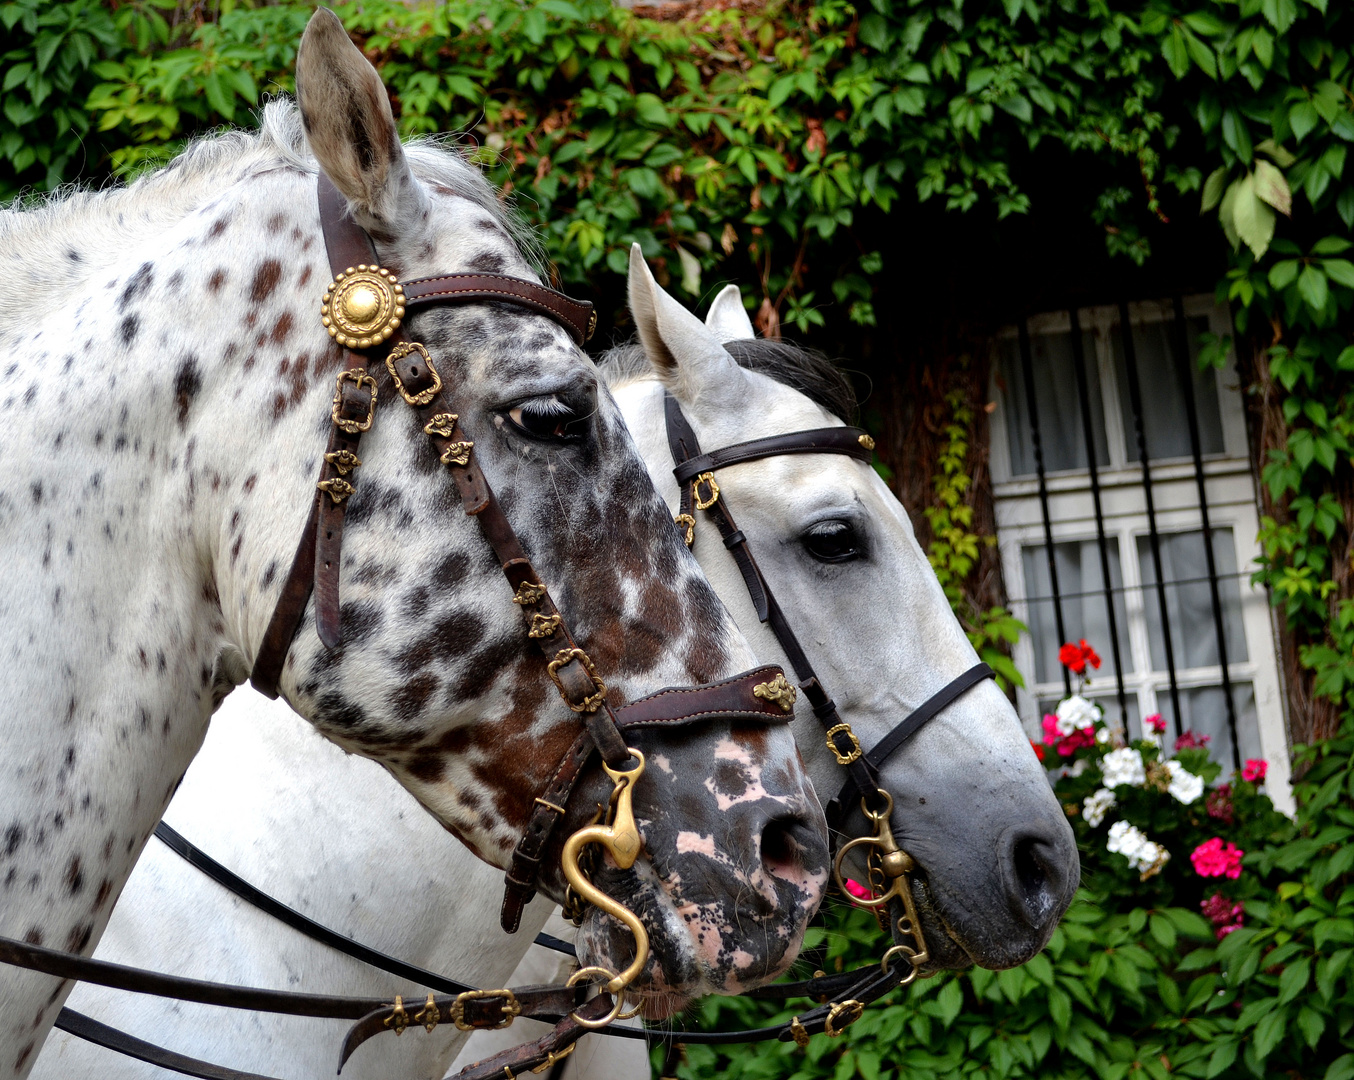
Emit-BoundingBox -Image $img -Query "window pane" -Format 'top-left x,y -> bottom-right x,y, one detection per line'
1136,528 -> 1248,670
1155,683 -> 1261,772
1113,313 -> 1224,462
999,327 -> 1109,477
1021,539 -> 1130,683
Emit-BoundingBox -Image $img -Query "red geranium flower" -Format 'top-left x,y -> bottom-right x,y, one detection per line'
1145,714 -> 1166,734
1031,740 -> 1047,764
1242,758 -> 1268,782
1058,639 -> 1102,675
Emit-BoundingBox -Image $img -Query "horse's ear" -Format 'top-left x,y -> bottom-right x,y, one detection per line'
705,285 -> 757,343
628,244 -> 747,404
295,8 -> 428,236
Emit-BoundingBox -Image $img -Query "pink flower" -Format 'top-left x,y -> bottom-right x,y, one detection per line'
1043,712 -> 1095,756
1042,714 -> 1059,745
1174,730 -> 1211,751
1191,837 -> 1244,880
1206,784 -> 1235,825
1145,714 -> 1166,734
843,878 -> 872,901
1242,759 -> 1268,782
1201,893 -> 1245,940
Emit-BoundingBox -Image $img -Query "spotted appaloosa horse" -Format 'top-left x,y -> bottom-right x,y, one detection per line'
0,11 -> 828,1077
36,258 -> 1077,1080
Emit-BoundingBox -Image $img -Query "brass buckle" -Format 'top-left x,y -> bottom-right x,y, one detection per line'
547,647 -> 608,714
823,999 -> 864,1038
824,722 -> 863,765
692,472 -> 720,510
674,513 -> 695,547
449,988 -> 521,1032
386,341 -> 443,406
331,369 -> 377,433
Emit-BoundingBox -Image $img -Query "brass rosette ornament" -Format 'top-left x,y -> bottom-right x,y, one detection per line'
321,264 -> 406,348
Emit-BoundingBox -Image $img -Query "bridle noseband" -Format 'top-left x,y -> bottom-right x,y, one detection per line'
663,391 -> 995,990
248,175 -> 797,1002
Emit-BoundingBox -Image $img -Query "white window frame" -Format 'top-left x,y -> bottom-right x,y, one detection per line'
988,296 -> 1293,812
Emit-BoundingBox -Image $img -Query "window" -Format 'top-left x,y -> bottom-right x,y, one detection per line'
989,297 -> 1292,811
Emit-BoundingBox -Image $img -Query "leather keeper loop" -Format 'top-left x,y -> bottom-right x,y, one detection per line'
723,529 -> 747,549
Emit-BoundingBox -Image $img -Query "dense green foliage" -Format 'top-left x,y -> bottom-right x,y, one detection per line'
4,0 -> 1354,1077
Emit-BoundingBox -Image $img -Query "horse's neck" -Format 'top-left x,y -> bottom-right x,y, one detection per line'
0,167 -> 332,988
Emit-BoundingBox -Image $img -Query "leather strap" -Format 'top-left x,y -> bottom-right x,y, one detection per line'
825,661 -> 994,826
671,426 -> 874,487
56,1009 -> 284,1080
402,274 -> 595,347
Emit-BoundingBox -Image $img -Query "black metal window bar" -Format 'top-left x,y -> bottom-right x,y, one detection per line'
1014,297 -> 1243,770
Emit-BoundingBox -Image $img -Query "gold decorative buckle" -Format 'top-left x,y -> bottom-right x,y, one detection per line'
825,722 -> 863,765
324,449 -> 362,475
440,441 -> 474,467
384,995 -> 409,1036
414,993 -> 440,1033
386,341 -> 443,406
585,310 -> 598,341
692,472 -> 720,510
753,673 -> 798,713
858,433 -> 876,450
331,369 -> 377,433
674,513 -> 695,547
317,477 -> 356,504
528,613 -> 562,639
823,999 -> 864,1037
450,989 -> 521,1032
512,580 -> 546,606
322,265 -> 404,349
789,1016 -> 810,1048
424,412 -> 459,438
547,647 -> 607,713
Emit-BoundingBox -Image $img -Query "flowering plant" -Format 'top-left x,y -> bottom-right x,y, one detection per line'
1044,642 -> 1291,930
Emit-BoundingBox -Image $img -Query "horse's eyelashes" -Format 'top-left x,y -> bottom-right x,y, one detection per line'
801,520 -> 863,563
503,396 -> 589,443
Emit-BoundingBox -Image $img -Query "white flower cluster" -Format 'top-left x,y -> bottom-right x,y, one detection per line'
1082,787 -> 1117,827
1100,747 -> 1146,789
1055,695 -> 1101,735
1106,820 -> 1170,875
1165,759 -> 1204,804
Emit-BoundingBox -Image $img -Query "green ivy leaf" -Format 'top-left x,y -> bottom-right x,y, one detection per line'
1298,264 -> 1329,311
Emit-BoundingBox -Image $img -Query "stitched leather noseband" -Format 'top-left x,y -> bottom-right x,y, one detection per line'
249,175 -> 797,938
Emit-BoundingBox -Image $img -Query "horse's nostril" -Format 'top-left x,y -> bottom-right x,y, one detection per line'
760,816 -> 804,877
1009,833 -> 1063,925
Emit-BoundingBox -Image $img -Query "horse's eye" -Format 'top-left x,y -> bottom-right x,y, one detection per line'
802,520 -> 862,563
505,397 -> 588,442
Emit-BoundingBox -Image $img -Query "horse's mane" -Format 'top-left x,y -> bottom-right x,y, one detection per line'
0,100 -> 542,330
600,337 -> 858,424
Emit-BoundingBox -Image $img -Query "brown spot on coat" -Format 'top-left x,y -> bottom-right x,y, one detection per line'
251,260 -> 283,302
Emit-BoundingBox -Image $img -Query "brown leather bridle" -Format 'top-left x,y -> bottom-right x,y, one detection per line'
249,175 -> 798,938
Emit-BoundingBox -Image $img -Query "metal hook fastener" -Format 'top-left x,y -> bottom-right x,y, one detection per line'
831,791 -> 930,970
561,749 -> 650,1029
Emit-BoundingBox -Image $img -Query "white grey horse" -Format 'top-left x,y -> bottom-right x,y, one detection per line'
35,255 -> 1076,1080
2,13 -> 830,1077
